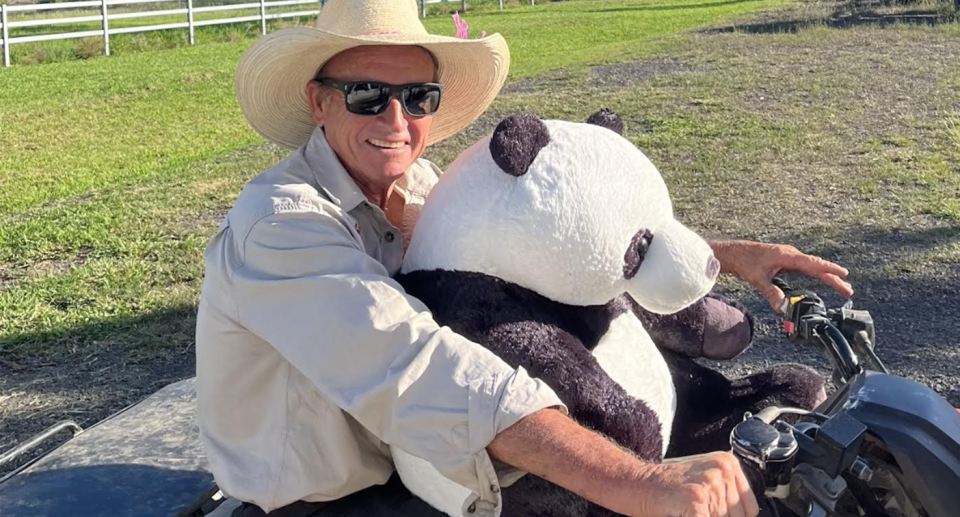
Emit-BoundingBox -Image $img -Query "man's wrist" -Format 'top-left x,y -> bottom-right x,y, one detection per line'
709,239 -> 748,277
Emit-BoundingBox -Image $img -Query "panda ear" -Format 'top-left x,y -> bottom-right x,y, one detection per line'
586,108 -> 624,135
489,114 -> 551,177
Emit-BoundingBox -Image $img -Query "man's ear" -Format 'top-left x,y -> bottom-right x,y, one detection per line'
305,81 -> 326,128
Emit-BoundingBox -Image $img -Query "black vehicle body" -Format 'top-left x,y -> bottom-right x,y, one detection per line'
731,280 -> 960,517
816,371 -> 960,516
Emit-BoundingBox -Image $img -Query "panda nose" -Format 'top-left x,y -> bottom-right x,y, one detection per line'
706,256 -> 721,280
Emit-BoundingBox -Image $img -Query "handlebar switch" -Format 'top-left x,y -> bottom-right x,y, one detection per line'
731,418 -> 799,492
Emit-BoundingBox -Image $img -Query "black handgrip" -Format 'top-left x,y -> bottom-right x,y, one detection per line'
737,456 -> 767,496
771,276 -> 794,297
757,496 -> 781,517
737,457 -> 780,517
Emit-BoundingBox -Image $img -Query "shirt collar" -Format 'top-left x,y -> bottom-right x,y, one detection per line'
303,126 -> 437,212
304,127 -> 369,212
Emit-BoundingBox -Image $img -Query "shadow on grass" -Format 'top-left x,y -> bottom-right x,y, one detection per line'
703,3 -> 955,34
0,303 -> 198,365
583,0 -> 764,14
749,223 -> 960,367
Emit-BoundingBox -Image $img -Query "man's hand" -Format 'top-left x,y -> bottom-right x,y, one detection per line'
639,453 -> 760,517
488,409 -> 759,517
710,240 -> 853,312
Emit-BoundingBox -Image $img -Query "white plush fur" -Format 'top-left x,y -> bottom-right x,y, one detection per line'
402,120 -> 716,311
395,118 -> 718,516
592,312 -> 676,457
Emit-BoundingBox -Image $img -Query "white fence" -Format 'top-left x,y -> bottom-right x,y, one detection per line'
0,0 -> 535,67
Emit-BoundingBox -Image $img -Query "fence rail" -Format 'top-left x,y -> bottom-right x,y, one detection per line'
0,0 -> 535,67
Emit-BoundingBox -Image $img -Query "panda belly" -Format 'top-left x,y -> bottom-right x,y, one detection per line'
591,311 -> 676,457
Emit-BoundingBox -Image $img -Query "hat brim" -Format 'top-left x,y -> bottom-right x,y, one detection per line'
235,28 -> 510,149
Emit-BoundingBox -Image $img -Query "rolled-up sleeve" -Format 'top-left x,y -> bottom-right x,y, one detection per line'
231,207 -> 563,513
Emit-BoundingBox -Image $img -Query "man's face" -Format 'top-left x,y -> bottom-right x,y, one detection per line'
307,46 -> 436,193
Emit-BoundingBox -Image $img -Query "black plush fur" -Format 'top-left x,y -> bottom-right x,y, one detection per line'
585,108 -> 625,135
398,269 -> 665,462
489,114 -> 551,177
631,295 -> 755,360
300,270 -> 824,517
395,269 -> 826,517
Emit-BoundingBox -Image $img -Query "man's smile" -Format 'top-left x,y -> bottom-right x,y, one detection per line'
367,138 -> 407,149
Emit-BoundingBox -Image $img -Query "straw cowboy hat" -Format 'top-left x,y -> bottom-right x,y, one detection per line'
235,0 -> 511,149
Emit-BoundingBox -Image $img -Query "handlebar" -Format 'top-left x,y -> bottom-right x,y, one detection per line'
773,277 -> 887,383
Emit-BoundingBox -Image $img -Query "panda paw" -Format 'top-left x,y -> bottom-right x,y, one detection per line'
700,295 -> 754,360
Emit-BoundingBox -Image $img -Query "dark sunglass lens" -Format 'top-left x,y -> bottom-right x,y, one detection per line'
403,86 -> 441,116
346,83 -> 389,115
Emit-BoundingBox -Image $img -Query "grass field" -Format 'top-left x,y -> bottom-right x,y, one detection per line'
0,0 -> 791,364
1,0 -> 959,471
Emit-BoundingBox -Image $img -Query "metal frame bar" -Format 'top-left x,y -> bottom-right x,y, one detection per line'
265,9 -> 315,19
106,0 -> 178,6
0,421 -> 84,469
258,0 -> 265,35
0,0 -> 509,67
100,0 -> 109,56
8,15 -> 102,28
192,14 -> 261,27
8,28 -> 103,44
6,1 -> 102,12
110,21 -> 187,34
109,8 -> 188,20
263,0 -> 316,7
191,3 -> 260,13
1,4 -> 8,67
186,0 -> 193,44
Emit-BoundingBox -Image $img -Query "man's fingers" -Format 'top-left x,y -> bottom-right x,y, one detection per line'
761,282 -> 785,312
735,468 -> 760,517
817,272 -> 854,297
726,472 -> 746,517
783,251 -> 848,278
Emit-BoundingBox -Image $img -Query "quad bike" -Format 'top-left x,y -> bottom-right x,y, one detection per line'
1,280 -> 958,517
731,278 -> 960,517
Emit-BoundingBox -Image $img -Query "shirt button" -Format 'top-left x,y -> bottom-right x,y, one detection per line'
467,502 -> 476,513
384,232 -> 395,243
490,485 -> 500,493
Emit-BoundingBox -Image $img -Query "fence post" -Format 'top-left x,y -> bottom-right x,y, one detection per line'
258,0 -> 266,35
1,4 -> 9,68
187,0 -> 194,44
498,0 -> 503,9
100,0 -> 110,56
420,0 -> 425,18
461,0 -> 466,12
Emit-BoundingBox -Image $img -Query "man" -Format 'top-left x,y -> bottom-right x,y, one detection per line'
196,1 -> 853,516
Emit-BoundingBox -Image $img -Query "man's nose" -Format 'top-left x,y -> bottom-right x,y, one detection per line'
379,97 -> 408,130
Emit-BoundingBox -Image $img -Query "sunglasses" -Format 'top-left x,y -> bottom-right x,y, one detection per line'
317,79 -> 444,118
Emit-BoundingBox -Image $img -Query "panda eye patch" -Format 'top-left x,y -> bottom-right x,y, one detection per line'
623,229 -> 654,280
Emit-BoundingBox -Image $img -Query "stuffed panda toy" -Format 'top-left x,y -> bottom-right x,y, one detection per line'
385,111 -> 826,517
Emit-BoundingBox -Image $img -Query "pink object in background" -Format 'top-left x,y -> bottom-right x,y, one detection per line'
453,11 -> 484,39
453,11 -> 469,39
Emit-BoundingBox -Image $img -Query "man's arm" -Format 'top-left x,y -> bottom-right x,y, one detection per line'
710,240 -> 852,311
231,208 -> 562,501
488,408 -> 760,517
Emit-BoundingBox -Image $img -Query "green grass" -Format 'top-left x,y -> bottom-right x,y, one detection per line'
0,0 -> 788,362
4,0 -> 786,66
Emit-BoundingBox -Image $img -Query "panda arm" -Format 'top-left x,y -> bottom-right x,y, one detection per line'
475,320 -> 665,462
627,295 -> 754,360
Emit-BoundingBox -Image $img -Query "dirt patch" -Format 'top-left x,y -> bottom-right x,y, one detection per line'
0,258 -> 86,291
591,57 -> 713,88
0,309 -> 197,477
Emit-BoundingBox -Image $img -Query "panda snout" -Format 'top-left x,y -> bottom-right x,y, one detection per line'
706,256 -> 721,280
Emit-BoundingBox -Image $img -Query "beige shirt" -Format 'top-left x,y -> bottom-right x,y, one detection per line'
195,128 -> 563,515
